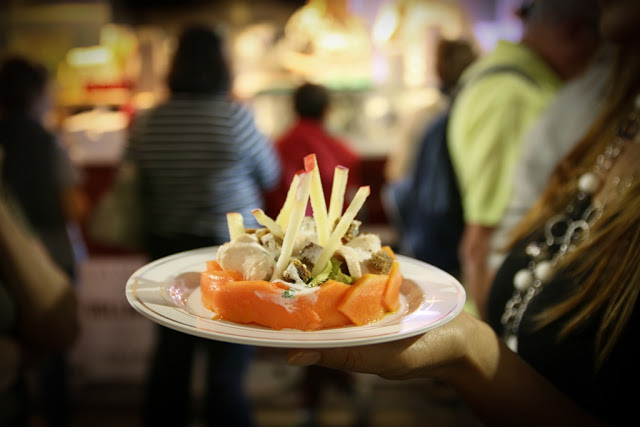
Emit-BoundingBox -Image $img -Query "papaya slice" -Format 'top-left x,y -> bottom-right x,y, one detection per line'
203,278 -> 322,331
309,280 -> 352,329
200,248 -> 403,331
337,274 -> 388,326
205,260 -> 223,272
382,260 -> 402,312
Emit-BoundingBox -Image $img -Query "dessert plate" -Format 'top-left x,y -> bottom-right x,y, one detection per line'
125,246 -> 465,348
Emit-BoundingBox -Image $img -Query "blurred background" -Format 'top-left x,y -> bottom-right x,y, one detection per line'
0,1 -> 525,425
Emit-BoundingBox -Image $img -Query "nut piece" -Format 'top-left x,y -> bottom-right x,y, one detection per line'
341,219 -> 361,243
298,242 -> 323,270
283,258 -> 311,283
367,249 -> 394,274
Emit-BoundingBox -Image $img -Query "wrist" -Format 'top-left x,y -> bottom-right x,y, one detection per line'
431,311 -> 500,387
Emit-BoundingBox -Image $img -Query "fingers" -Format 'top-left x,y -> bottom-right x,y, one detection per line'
285,313 -> 477,382
286,346 -> 378,376
286,336 -> 424,380
287,350 -> 322,367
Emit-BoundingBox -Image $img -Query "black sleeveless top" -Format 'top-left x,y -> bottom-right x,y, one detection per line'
488,233 -> 640,425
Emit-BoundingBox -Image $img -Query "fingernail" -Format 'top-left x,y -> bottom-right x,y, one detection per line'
287,351 -> 321,366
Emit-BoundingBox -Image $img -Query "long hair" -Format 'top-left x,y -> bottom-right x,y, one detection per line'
167,24 -> 231,95
507,45 -> 640,369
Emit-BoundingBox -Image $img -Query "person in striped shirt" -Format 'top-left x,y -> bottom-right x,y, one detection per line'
127,24 -> 281,427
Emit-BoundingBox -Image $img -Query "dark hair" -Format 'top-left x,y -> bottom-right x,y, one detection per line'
515,0 -> 535,20
524,0 -> 600,27
167,24 -> 231,95
435,38 -> 477,94
0,55 -> 48,114
293,83 -> 329,120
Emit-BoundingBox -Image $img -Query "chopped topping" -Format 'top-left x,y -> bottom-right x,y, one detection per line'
218,157 -> 380,287
298,242 -> 323,269
367,249 -> 394,274
345,233 -> 381,256
216,234 -> 275,280
335,246 -> 362,279
246,231 -> 269,240
283,259 -> 311,284
341,219 -> 361,243
259,232 -> 283,259
306,258 -> 332,286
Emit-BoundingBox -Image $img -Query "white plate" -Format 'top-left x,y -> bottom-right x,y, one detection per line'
125,246 -> 465,348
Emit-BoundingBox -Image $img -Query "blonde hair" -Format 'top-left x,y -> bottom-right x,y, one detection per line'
508,45 -> 640,369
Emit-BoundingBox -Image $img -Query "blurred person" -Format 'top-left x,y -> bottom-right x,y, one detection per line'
384,37 -> 477,182
1,148 -> 79,427
286,1 -> 640,425
447,0 -> 601,319
265,82 -> 360,219
489,45 -> 614,272
265,81 -> 361,426
0,55 -> 88,427
383,37 -> 477,275
126,24 -> 280,427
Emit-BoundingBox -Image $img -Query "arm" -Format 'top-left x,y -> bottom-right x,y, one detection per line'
459,223 -> 494,320
287,311 -> 607,427
0,197 -> 79,358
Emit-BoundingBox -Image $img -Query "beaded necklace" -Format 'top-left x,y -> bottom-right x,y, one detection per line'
501,95 -> 640,353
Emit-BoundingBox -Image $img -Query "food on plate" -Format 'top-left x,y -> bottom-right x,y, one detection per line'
200,154 -> 402,330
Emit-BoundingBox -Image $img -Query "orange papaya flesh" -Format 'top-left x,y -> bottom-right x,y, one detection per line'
382,260 -> 402,312
337,273 -> 388,326
200,256 -> 403,331
204,278 -> 322,330
205,260 -> 223,272
200,269 -> 242,316
309,280 -> 352,329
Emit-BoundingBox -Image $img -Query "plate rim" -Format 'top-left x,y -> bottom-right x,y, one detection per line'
125,246 -> 466,348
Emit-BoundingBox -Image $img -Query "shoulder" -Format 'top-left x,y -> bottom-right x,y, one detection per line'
460,40 -> 560,92
453,60 -> 557,126
451,77 -> 529,129
328,134 -> 359,158
459,70 -> 541,104
275,121 -> 306,144
223,98 -> 253,119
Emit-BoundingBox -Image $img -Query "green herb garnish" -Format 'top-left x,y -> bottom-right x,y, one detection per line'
327,257 -> 354,284
307,259 -> 333,287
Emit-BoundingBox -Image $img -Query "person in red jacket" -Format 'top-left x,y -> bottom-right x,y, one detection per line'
266,82 -> 361,218
266,82 -> 362,424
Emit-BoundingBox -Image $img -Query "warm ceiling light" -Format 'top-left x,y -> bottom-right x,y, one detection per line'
372,3 -> 400,44
67,46 -> 113,67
